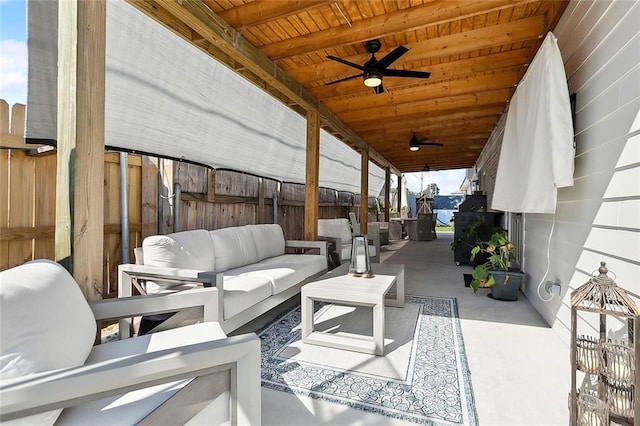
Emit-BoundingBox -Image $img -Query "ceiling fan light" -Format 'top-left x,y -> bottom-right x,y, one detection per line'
409,144 -> 420,152
363,70 -> 382,87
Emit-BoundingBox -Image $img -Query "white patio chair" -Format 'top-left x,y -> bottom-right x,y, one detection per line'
0,259 -> 260,425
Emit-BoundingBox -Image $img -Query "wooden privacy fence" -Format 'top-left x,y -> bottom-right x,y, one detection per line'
0,101 -> 144,295
0,99 -> 376,297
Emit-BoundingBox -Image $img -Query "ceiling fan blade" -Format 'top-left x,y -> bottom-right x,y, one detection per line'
374,46 -> 409,69
325,74 -> 363,85
373,84 -> 384,94
326,55 -> 366,71
420,142 -> 444,147
382,69 -> 431,79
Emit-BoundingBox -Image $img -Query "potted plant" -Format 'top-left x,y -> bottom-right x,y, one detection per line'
451,218 -> 495,267
469,230 -> 525,301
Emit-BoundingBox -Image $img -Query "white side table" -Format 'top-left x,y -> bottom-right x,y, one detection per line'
301,263 -> 404,356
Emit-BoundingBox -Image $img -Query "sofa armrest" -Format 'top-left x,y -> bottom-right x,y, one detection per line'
91,287 -> 219,325
118,264 -> 221,288
0,332 -> 261,425
118,264 -> 225,338
285,240 -> 328,257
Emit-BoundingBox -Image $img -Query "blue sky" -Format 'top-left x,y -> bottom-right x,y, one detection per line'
0,0 -> 465,193
0,0 -> 27,106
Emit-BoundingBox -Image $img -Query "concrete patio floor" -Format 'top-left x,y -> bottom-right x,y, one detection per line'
237,232 -> 570,425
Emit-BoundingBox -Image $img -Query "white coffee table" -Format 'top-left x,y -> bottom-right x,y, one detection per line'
301,263 -> 404,356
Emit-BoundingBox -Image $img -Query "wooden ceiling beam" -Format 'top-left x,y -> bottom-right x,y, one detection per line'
324,69 -> 519,114
310,48 -> 529,100
359,117 -> 499,141
288,15 -> 544,84
349,105 -> 505,133
390,150 -> 484,165
213,0 -> 332,31
131,0 -> 400,175
261,0 -> 532,59
336,88 -> 513,123
368,126 -> 494,145
130,0 -> 197,41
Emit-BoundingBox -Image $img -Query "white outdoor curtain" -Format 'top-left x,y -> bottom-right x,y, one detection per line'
26,0 -> 385,197
491,32 -> 574,214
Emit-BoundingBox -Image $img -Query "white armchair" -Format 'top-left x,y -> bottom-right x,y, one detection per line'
317,218 -> 380,264
0,259 -> 260,425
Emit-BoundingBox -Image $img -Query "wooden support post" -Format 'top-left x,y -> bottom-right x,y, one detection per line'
207,169 -> 216,202
384,167 -> 391,222
360,149 -> 369,235
397,174 -> 402,215
55,0 -> 106,301
304,109 -> 320,240
257,177 -> 265,224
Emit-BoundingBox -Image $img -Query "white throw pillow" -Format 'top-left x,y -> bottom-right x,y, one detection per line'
0,259 -> 97,425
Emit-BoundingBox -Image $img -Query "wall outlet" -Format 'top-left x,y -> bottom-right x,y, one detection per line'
545,281 -> 562,296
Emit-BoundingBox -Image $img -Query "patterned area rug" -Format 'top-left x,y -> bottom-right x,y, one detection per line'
259,295 -> 478,425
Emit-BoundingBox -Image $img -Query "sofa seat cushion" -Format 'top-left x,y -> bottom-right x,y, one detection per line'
249,224 -> 285,261
0,259 -> 97,426
258,255 -> 327,294
210,226 -> 259,272
220,275 -> 272,319
56,322 -> 229,425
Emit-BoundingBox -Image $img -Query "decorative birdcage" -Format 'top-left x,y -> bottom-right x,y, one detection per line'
569,262 -> 639,425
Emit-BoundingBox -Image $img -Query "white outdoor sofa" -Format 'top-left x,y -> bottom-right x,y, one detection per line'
119,224 -> 327,335
317,218 -> 380,264
0,259 -> 261,425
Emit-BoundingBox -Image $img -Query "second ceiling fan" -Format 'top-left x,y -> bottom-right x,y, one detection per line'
326,39 -> 431,94
409,133 -> 443,151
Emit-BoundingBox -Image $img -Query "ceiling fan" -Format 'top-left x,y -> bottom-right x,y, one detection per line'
325,39 -> 431,94
409,133 -> 443,151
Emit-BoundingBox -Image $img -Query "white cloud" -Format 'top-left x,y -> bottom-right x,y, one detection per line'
0,39 -> 28,105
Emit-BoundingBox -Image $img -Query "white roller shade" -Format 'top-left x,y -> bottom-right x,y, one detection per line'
26,0 -> 385,197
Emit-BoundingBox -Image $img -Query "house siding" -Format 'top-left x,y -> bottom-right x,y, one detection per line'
478,0 -> 640,344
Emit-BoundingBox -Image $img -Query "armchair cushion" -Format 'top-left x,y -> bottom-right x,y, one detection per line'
318,218 -> 352,243
55,322 -> 229,425
0,259 -> 97,425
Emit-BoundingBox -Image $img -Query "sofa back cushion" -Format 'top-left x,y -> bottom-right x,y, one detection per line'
249,224 -> 285,261
143,229 -> 215,270
0,259 -> 97,425
318,218 -> 353,242
210,226 -> 259,272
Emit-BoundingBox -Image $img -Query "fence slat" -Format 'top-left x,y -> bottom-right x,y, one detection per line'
0,149 -> 9,269
7,150 -> 34,265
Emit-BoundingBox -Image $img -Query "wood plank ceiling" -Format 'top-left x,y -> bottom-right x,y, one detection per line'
130,0 -> 568,173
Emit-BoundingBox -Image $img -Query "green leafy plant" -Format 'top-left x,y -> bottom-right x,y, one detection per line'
450,218 -> 485,251
469,230 -> 517,293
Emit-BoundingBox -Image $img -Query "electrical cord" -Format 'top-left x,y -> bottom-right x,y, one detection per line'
536,214 -> 557,302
